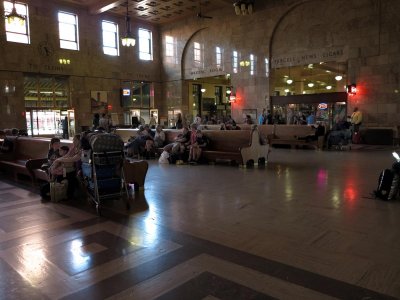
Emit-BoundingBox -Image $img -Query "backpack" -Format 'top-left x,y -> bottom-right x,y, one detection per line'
374,169 -> 399,200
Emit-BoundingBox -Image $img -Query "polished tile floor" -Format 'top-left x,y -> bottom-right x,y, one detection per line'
0,148 -> 400,299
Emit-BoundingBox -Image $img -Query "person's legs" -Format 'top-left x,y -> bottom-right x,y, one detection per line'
66,172 -> 78,199
188,146 -> 194,161
194,148 -> 202,162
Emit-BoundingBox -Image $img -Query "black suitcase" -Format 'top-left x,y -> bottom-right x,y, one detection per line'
374,169 -> 399,200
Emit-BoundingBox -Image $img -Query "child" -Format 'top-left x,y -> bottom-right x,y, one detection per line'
42,138 -> 61,171
188,130 -> 209,164
59,145 -> 69,157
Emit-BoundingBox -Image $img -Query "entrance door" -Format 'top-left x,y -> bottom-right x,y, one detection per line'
67,110 -> 75,138
26,110 -> 62,136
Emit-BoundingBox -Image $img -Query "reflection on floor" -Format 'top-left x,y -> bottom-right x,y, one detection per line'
0,148 -> 399,300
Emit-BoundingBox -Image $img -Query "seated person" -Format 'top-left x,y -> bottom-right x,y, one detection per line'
125,126 -> 148,157
1,128 -> 19,154
144,125 -> 165,159
188,130 -> 209,164
153,125 -> 166,148
326,121 -> 352,148
164,127 -> 190,154
40,145 -> 69,200
41,137 -> 61,171
298,123 -> 325,142
163,127 -> 190,163
50,134 -> 82,198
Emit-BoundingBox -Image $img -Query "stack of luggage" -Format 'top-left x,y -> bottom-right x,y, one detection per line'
81,132 -> 127,214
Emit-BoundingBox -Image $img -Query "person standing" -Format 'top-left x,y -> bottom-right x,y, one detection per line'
62,116 -> 69,139
99,113 -> 110,132
175,113 -> 183,129
149,113 -> 157,128
258,109 -> 266,125
350,107 -> 363,143
92,113 -> 100,130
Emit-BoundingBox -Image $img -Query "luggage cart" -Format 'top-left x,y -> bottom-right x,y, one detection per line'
82,133 -> 130,215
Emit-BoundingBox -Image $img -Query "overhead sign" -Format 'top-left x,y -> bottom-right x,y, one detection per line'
318,103 -> 328,110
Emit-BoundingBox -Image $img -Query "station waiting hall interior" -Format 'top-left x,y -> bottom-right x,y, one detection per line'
1,0 -> 400,299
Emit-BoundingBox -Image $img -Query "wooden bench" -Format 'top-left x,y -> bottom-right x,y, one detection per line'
115,128 -> 270,166
0,136 -> 148,190
0,137 -> 71,185
268,125 -> 323,149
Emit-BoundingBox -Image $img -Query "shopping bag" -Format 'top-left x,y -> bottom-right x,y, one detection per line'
50,180 -> 68,202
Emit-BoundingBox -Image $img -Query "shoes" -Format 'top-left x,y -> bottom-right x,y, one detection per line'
176,160 -> 184,165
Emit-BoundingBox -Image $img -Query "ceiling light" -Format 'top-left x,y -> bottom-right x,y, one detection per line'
201,88 -> 206,93
335,75 -> 343,81
284,89 -> 290,93
233,1 -> 254,15
326,85 -> 332,90
286,79 -> 293,85
308,82 -> 314,88
121,1 -> 136,47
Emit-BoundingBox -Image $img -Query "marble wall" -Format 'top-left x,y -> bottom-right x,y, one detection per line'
159,0 -> 400,127
1,0 -> 399,130
0,0 -> 161,130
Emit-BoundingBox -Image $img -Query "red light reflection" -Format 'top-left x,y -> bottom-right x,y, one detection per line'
317,169 -> 328,187
344,187 -> 357,202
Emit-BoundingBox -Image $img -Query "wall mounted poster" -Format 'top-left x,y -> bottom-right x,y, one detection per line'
90,91 -> 108,112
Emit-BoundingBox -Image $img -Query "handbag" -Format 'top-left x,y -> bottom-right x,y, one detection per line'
158,151 -> 170,164
50,180 -> 68,202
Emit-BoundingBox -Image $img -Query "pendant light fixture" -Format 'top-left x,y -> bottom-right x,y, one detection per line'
286,67 -> 293,84
5,0 -> 25,25
121,0 -> 135,47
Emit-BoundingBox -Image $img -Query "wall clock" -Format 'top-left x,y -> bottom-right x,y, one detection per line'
38,41 -> 54,57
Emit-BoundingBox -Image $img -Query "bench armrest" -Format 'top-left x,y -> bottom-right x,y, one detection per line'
26,158 -> 48,171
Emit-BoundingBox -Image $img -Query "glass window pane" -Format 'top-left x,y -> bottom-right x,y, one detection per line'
103,31 -> 116,47
142,83 -> 150,107
6,32 -> 28,43
103,47 -> 118,56
139,28 -> 152,61
102,21 -> 116,32
59,23 -> 76,41
58,12 -> 76,24
60,40 -> 77,50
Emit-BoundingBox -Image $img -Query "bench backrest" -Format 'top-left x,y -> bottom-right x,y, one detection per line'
115,129 -> 139,143
203,130 -> 251,152
115,128 -> 253,152
274,125 -> 315,138
13,137 -> 72,160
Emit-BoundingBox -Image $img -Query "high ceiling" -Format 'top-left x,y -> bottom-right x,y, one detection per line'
60,0 -> 234,24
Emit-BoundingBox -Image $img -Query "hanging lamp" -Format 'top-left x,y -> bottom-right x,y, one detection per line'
121,0 -> 135,47
5,0 -> 25,25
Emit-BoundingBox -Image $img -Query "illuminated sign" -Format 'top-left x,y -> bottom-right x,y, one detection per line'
318,103 -> 328,110
346,84 -> 357,96
122,89 -> 130,96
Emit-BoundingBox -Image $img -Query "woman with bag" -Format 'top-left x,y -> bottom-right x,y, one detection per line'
50,134 -> 82,199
